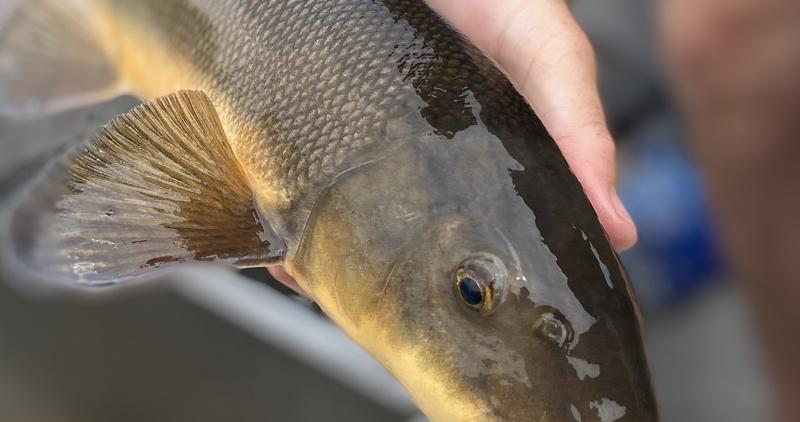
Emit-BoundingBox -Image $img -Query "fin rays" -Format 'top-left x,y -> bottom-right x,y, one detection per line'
10,90 -> 280,285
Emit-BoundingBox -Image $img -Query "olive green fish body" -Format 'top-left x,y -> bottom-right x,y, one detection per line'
0,1 -> 658,420
96,0 -> 448,238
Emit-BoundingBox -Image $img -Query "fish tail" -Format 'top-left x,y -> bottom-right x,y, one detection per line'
0,0 -> 123,118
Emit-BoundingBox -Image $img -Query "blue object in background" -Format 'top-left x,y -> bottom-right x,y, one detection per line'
618,117 -> 723,310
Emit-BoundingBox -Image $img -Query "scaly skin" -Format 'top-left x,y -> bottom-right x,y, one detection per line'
88,0 -> 657,420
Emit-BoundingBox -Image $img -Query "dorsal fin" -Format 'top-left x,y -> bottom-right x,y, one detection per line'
9,90 -> 282,285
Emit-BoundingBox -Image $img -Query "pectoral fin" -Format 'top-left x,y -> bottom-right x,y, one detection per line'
9,90 -> 282,285
0,0 -> 121,117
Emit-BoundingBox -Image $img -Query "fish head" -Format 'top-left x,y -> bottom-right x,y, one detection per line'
290,129 -> 657,421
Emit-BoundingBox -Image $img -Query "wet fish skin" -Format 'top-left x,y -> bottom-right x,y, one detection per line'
7,0 -> 658,420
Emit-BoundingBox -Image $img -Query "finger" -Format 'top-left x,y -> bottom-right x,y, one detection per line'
426,0 -> 637,250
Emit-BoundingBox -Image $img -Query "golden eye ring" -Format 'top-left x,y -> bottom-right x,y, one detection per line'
453,254 -> 507,314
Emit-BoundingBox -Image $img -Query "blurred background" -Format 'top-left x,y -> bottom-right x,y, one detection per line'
0,0 -> 768,421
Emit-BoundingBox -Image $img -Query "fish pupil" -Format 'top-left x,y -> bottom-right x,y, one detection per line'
459,277 -> 483,306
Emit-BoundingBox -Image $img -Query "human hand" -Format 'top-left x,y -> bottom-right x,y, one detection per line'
425,0 -> 637,251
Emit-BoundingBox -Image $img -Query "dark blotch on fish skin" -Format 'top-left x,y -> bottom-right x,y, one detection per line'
143,255 -> 180,269
384,0 -> 480,139
382,0 -> 640,329
381,0 -> 657,418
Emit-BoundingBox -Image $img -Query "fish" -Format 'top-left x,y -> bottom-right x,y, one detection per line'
0,0 -> 658,420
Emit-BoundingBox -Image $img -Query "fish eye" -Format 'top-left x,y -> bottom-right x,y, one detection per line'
457,275 -> 483,306
453,254 -> 507,314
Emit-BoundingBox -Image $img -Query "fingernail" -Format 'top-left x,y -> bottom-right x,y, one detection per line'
609,186 -> 633,224
607,185 -> 638,250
